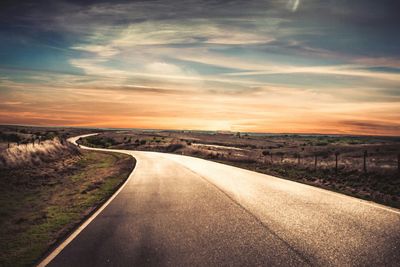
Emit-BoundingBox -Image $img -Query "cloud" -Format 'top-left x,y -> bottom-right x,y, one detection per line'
2,101 -> 24,105
71,45 -> 119,57
1,0 -> 400,135
145,62 -> 191,76
110,21 -> 276,46
339,120 -> 400,136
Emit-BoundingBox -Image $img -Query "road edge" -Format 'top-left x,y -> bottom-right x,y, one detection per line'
162,152 -> 400,215
37,134 -> 400,265
36,134 -> 138,267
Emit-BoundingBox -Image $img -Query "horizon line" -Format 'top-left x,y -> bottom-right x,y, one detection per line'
1,123 -> 399,138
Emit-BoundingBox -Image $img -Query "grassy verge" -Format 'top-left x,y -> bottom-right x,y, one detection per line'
0,150 -> 135,267
212,159 -> 400,209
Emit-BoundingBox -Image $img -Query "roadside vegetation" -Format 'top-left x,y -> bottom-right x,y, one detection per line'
0,125 -> 97,151
79,130 -> 400,209
0,126 -> 134,267
0,138 -> 79,168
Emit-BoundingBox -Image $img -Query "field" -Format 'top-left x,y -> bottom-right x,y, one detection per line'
0,126 -> 134,267
1,124 -> 399,265
78,130 -> 400,208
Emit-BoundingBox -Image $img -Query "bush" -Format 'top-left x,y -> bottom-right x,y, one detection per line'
0,133 -> 21,143
84,136 -> 117,148
262,150 -> 270,156
166,144 -> 184,152
315,142 -> 328,146
0,138 -> 80,168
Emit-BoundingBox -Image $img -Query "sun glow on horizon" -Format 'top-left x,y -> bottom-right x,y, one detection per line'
0,1 -> 399,136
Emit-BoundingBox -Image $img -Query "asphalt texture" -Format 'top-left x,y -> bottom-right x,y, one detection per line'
46,135 -> 400,266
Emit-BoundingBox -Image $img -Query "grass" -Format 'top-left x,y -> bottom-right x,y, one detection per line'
0,150 -> 135,267
78,132 -> 400,209
0,138 -> 80,168
215,159 -> 400,208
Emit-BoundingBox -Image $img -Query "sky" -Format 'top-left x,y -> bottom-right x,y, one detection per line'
0,0 -> 399,135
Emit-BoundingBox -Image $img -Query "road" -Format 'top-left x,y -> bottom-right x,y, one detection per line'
43,134 -> 400,266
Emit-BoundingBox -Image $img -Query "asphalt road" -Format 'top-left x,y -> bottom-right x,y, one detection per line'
44,135 -> 400,266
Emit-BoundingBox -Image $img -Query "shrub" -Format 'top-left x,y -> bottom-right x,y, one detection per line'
84,136 -> 117,148
166,144 -> 184,152
0,138 -> 80,168
262,150 -> 270,156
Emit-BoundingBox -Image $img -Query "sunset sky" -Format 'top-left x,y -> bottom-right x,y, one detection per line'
0,0 -> 399,135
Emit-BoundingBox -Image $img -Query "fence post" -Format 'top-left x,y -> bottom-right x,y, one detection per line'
335,152 -> 339,174
398,153 -> 400,173
314,155 -> 317,171
363,150 -> 368,174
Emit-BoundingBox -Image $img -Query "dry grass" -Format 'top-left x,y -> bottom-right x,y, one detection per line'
0,149 -> 134,267
0,138 -> 79,168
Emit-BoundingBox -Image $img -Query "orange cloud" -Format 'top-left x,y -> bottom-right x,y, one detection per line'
1,82 -> 399,136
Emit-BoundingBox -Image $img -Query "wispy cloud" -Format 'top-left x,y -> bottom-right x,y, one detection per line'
0,0 -> 399,135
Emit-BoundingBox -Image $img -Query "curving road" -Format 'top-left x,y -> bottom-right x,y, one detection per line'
42,134 -> 400,266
